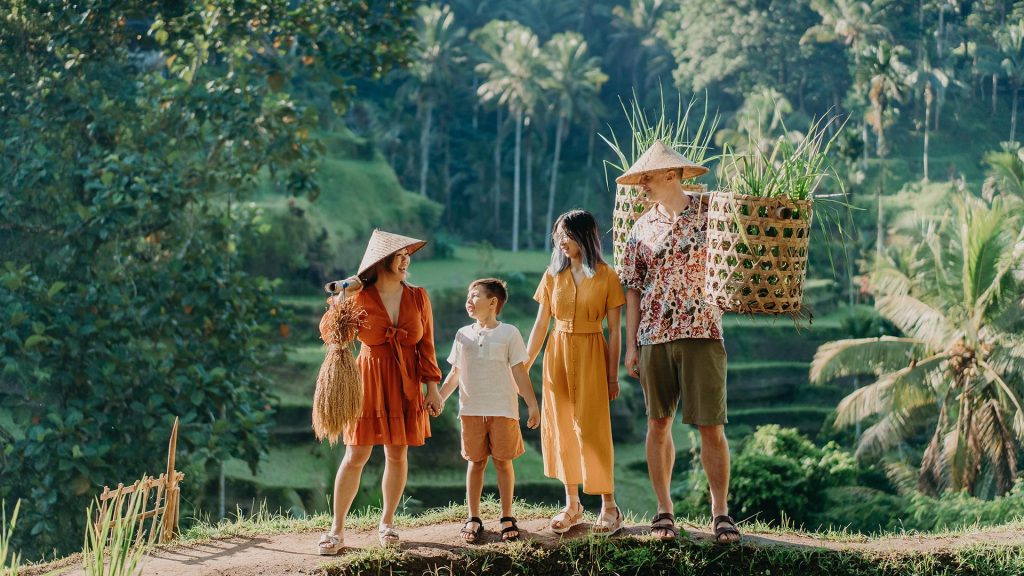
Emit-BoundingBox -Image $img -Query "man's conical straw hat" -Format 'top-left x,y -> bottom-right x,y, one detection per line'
357,229 -> 427,277
615,140 -> 709,186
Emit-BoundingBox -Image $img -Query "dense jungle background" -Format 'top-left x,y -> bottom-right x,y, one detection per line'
2,0 -> 1023,561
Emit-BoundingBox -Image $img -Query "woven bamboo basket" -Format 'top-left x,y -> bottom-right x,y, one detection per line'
704,190 -> 813,315
612,183 -> 707,274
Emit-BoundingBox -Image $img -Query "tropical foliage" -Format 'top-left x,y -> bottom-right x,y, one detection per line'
812,195 -> 1024,496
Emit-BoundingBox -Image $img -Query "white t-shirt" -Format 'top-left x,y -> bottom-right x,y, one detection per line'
447,322 -> 529,419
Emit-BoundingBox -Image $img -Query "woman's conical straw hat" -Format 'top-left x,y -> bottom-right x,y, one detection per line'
357,229 -> 427,277
615,140 -> 709,186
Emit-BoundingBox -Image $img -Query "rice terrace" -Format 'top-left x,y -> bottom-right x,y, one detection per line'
1,1 -> 1023,575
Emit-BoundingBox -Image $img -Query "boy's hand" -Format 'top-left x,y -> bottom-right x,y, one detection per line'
526,403 -> 540,429
425,388 -> 443,417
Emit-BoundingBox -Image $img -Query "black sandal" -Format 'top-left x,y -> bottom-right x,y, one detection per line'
712,515 -> 741,544
461,517 -> 484,543
650,512 -> 677,541
500,516 -> 521,542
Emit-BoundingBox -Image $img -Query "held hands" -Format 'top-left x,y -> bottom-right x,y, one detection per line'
608,379 -> 620,401
525,402 -> 540,429
425,388 -> 443,417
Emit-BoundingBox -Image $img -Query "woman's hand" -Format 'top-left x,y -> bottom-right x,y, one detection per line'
324,275 -> 362,296
608,379 -> 620,401
425,387 -> 443,417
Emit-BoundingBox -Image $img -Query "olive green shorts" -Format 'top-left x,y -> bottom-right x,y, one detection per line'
638,338 -> 728,425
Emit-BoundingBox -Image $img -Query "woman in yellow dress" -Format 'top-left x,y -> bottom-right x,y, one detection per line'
525,210 -> 625,535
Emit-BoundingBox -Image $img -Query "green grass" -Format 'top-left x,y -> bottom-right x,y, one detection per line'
172,504 -> 1024,576
223,445 -> 333,490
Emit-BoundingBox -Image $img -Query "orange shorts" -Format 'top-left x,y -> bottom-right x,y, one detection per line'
460,416 -> 525,462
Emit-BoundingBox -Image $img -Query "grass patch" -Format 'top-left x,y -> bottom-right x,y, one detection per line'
318,535 -> 1024,576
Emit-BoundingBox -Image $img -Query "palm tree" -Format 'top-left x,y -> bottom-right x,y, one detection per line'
538,31 -> 607,252
473,20 -> 542,252
409,4 -> 465,198
608,0 -> 672,93
997,19 -> 1024,143
906,59 -> 950,181
802,0 -> 892,63
857,41 -> 910,157
811,195 -> 1024,496
983,143 -> 1024,199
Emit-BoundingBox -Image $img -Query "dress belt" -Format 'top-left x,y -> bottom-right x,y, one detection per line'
554,319 -> 603,334
360,326 -> 421,405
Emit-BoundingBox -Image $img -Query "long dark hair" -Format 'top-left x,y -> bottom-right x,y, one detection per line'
359,253 -> 398,289
548,210 -> 605,278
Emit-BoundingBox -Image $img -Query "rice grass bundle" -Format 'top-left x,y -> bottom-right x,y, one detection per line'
313,297 -> 366,445
602,89 -> 719,273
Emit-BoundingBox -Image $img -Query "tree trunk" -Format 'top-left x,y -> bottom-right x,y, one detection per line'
875,105 -> 886,158
419,99 -> 433,197
876,167 -> 885,261
923,89 -> 931,182
443,118 -> 452,224
862,121 -> 869,167
494,107 -> 503,237
512,108 -> 523,252
1011,83 -> 1019,143
526,126 -> 534,249
545,115 -> 566,252
993,73 -> 999,115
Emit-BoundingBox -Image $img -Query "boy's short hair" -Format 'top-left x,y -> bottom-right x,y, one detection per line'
469,278 -> 508,315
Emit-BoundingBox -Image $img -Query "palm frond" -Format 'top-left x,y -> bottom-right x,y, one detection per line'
869,264 -> 914,297
876,294 -> 955,348
810,336 -> 930,384
986,337 -> 1024,379
855,403 -> 933,460
978,359 -> 1024,442
834,353 -> 945,428
974,396 -> 1019,494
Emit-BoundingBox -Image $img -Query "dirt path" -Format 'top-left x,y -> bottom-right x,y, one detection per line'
34,519 -> 1023,576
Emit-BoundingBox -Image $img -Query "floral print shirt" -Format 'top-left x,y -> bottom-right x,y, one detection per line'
619,202 -> 723,345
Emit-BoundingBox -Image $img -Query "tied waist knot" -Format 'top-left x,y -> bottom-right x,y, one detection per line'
364,326 -> 422,405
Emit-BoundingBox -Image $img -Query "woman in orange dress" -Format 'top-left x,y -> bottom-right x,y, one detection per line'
525,210 -> 626,535
316,230 -> 443,554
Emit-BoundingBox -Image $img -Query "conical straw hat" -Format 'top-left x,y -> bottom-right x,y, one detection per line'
357,229 -> 427,277
615,140 -> 709,186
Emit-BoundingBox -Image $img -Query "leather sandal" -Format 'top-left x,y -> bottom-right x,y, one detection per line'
500,516 -> 521,542
317,533 -> 344,556
460,517 -> 484,543
592,506 -> 623,536
378,523 -> 399,546
549,503 -> 584,534
650,512 -> 677,541
712,515 -> 741,544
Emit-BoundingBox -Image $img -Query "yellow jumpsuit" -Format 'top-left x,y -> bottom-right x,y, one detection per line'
533,262 -> 626,494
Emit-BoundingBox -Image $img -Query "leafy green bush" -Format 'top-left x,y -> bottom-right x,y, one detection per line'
676,425 -> 857,526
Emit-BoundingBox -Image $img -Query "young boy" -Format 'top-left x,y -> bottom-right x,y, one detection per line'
439,278 -> 540,543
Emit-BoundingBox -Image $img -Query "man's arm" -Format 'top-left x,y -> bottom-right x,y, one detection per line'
624,288 -> 641,378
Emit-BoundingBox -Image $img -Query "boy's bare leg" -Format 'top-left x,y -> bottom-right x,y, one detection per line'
493,458 -> 518,538
467,457 -> 488,519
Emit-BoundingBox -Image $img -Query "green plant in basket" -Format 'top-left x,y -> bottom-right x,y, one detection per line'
722,114 -> 844,202
708,113 -> 853,316
601,87 -> 719,189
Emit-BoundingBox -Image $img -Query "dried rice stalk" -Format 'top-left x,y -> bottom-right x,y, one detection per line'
313,298 -> 366,445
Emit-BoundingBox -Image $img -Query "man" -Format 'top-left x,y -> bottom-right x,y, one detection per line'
617,141 -> 740,544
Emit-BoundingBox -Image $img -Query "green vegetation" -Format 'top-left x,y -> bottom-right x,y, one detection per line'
324,538 -> 1024,576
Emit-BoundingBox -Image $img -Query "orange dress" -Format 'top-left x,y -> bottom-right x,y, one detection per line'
343,283 -> 442,446
533,262 -> 626,494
